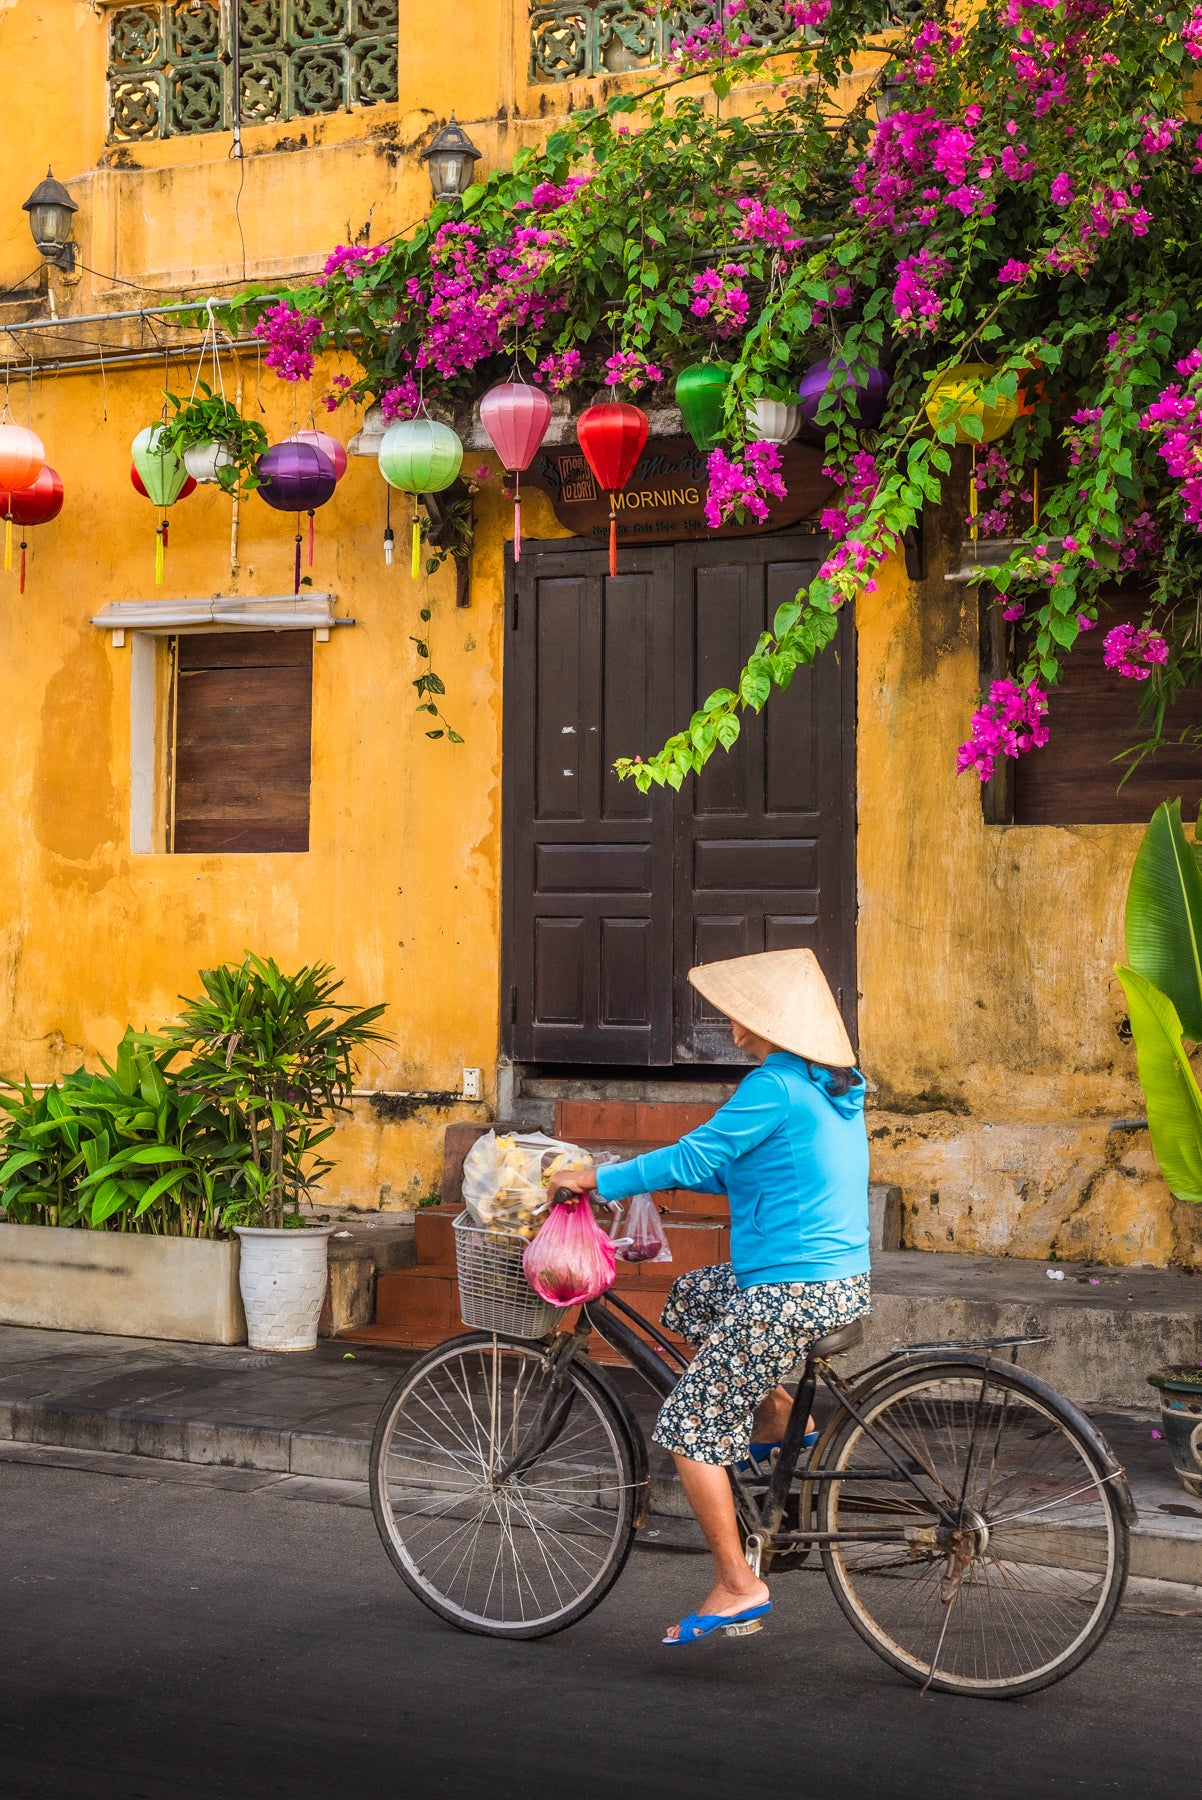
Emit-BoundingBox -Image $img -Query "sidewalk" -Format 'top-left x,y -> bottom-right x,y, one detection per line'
0,1319 -> 1200,1588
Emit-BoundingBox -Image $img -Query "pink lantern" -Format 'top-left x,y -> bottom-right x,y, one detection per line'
479,379 -> 553,562
289,429 -> 348,482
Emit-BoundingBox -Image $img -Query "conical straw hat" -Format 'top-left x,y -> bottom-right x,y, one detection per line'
688,948 -> 856,1067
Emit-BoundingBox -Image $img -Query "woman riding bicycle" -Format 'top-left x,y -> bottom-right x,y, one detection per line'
554,946 -> 871,1648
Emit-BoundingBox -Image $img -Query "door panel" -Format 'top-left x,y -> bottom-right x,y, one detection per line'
504,537 -> 855,1066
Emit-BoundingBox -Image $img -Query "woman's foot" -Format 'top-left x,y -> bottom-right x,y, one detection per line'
663,1574 -> 770,1643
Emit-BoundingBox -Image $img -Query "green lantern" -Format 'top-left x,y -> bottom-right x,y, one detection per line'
378,417 -> 464,577
132,424 -> 190,585
675,363 -> 731,454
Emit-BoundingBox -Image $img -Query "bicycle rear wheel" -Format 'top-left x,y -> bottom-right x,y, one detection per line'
819,1362 -> 1129,1697
370,1333 -> 640,1638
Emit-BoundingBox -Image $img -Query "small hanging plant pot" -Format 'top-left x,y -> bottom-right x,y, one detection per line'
0,464 -> 63,593
377,417 -> 464,579
798,358 -> 889,430
132,424 -> 192,586
675,363 -> 731,454
924,362 -> 1019,444
576,401 -> 649,577
257,440 -> 338,594
183,439 -> 236,485
746,399 -> 801,445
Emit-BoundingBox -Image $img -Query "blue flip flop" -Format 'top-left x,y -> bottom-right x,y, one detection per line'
736,1432 -> 819,1475
663,1602 -> 772,1646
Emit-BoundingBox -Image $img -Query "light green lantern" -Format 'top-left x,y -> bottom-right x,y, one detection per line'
378,417 -> 464,578
132,424 -> 190,584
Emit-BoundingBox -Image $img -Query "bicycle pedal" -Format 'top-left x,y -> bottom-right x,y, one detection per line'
722,1619 -> 764,1638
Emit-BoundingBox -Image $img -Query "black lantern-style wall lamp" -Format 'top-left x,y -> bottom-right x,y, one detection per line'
420,115 -> 482,204
22,168 -> 78,273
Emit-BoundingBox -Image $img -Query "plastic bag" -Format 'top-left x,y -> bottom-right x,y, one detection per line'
522,1197 -> 617,1306
616,1192 -> 672,1264
460,1130 -> 591,1240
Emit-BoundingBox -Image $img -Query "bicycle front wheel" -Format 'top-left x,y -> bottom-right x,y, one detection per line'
819,1362 -> 1129,1698
370,1333 -> 640,1638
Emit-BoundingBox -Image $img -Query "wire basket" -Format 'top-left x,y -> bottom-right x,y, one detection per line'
453,1213 -> 560,1339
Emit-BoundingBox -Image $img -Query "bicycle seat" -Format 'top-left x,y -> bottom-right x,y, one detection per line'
808,1318 -> 864,1360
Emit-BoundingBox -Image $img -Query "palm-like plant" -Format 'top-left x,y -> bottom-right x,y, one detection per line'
1117,800 -> 1202,1205
163,954 -> 389,1230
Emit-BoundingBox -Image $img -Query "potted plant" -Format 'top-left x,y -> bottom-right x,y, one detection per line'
162,954 -> 388,1351
159,382 -> 269,495
1116,798 -> 1202,1496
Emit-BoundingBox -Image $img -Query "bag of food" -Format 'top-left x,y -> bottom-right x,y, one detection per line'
615,1191 -> 672,1264
522,1197 -> 617,1306
460,1129 -> 591,1240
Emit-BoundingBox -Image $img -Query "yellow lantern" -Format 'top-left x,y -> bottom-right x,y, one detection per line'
924,362 -> 1019,444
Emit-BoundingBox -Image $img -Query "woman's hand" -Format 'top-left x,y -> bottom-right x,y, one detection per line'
550,1163 -> 599,1195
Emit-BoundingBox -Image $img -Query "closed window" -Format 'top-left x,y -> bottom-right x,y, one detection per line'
170,632 -> 312,853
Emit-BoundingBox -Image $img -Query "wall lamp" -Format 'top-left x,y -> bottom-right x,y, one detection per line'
420,115 -> 482,205
22,168 -> 78,273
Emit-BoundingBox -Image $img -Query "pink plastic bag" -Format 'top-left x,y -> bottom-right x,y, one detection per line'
616,1192 -> 672,1264
523,1197 -> 617,1307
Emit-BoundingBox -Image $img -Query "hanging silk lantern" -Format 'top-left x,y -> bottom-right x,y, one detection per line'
798,357 -> 889,430
257,441 -> 338,594
0,465 -> 62,593
0,422 -> 45,575
924,362 -> 1019,444
746,399 -> 801,445
131,464 -> 197,501
378,417 -> 464,579
675,363 -> 730,455
577,401 -> 649,578
132,425 -> 191,585
289,429 -> 348,482
479,380 -> 552,563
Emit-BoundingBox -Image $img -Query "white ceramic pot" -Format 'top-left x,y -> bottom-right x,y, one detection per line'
746,399 -> 801,445
183,439 -> 235,484
234,1225 -> 334,1352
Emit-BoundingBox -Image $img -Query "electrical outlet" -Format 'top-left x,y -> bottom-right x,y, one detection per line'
462,1066 -> 482,1101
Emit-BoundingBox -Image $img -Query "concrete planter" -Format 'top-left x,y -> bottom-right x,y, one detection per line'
235,1225 -> 334,1352
1147,1368 -> 1202,1498
0,1220 -> 245,1343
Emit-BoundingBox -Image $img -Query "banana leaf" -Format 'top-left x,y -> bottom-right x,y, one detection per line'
1116,965 -> 1202,1204
1124,799 -> 1202,1043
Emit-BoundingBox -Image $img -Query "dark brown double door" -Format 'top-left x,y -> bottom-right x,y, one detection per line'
503,536 -> 855,1066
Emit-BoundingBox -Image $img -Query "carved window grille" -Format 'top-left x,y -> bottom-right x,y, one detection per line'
106,1 -> 398,144
528,0 -> 925,83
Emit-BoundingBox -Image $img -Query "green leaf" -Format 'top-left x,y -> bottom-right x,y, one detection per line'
1124,799 -> 1202,1041
1115,967 -> 1202,1203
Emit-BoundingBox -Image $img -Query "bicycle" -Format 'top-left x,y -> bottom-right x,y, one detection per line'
369,1205 -> 1135,1698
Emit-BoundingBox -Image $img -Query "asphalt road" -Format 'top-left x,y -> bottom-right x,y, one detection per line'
0,1453 -> 1198,1800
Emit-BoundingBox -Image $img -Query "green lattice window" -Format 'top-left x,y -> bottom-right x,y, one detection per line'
528,1 -> 924,82
107,2 -> 398,143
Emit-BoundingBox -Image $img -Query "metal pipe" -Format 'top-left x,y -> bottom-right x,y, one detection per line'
1,295 -> 278,334
0,337 -> 265,381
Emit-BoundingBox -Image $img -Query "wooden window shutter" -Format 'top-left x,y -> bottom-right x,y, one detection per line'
1004,593 -> 1202,825
170,632 -> 312,853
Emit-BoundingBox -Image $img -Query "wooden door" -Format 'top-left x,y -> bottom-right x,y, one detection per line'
504,537 -> 855,1065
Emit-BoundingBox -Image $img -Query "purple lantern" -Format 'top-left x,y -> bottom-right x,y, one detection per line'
798,358 -> 889,430
256,440 -> 338,592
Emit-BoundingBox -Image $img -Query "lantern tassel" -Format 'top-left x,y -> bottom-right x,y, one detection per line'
293,532 -> 302,596
514,481 -> 521,565
608,500 -> 617,579
162,516 -> 170,550
411,517 -> 421,581
308,510 -> 315,568
154,525 -> 164,587
3,516 -> 11,574
19,540 -> 26,596
969,447 -> 979,547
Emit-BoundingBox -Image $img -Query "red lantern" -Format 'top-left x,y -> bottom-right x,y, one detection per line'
576,402 -> 649,576
0,422 -> 46,575
480,380 -> 553,563
0,465 -> 62,593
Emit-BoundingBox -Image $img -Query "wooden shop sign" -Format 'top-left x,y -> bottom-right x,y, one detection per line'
523,435 -> 838,544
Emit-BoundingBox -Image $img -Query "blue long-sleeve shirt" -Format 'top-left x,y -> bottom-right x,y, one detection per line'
595,1053 -> 870,1287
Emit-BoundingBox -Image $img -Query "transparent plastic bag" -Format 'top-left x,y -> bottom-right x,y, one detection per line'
615,1192 -> 672,1264
460,1130 -> 591,1240
522,1197 -> 617,1306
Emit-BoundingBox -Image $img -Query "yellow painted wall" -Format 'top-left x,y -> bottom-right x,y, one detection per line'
0,3 -> 1192,1262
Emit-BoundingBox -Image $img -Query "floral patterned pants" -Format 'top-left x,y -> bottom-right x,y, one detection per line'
652,1262 -> 872,1467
